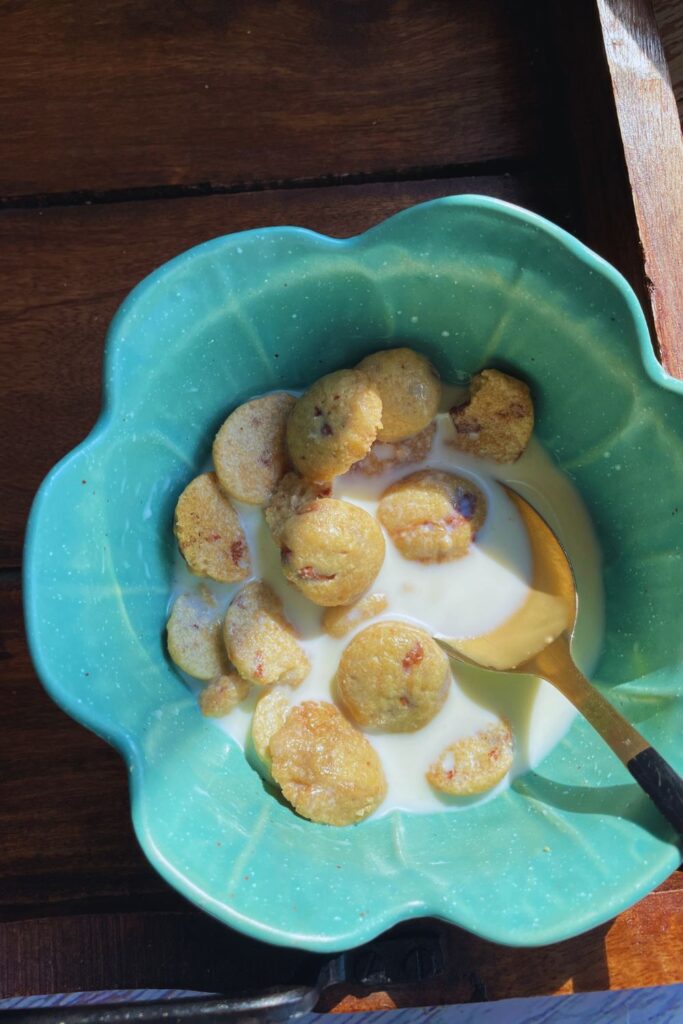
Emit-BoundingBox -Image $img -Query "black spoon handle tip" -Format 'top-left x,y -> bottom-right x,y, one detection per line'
627,747 -> 683,836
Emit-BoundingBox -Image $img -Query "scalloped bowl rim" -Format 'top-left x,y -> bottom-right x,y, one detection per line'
23,195 -> 683,951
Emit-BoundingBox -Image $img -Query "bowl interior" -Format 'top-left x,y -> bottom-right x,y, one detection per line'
25,197 -> 683,951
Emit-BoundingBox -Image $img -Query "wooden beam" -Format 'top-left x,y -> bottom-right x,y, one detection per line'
597,0 -> 683,379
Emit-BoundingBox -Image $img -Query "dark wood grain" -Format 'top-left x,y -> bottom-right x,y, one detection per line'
0,172 -> 567,570
652,0 -> 683,124
546,2 -> 655,338
596,0 -> 683,379
0,911 -> 316,998
1,882 -> 681,1000
0,575 -> 168,913
0,0 -> 545,197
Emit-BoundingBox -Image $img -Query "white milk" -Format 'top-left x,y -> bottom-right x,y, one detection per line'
170,387 -> 603,815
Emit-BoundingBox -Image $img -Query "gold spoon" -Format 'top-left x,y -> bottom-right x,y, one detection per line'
437,486 -> 683,835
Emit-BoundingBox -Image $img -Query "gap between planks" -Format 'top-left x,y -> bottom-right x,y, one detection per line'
0,158 -> 530,212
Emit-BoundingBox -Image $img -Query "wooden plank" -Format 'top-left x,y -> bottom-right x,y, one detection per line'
596,0 -> 683,380
0,911 -> 315,998
0,576 -> 169,913
0,0 -> 544,196
546,2 -> 656,342
653,0 -> 683,122
0,172 -> 566,569
1,884 -> 681,999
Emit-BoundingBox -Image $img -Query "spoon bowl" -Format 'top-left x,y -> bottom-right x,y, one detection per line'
438,486 -> 683,835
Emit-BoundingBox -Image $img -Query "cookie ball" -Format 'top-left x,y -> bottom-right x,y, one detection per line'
322,593 -> 388,638
199,673 -> 251,718
378,469 -> 486,562
356,348 -> 440,442
449,369 -> 533,463
427,721 -> 514,795
174,472 -> 250,582
335,621 -> 450,732
250,686 -> 292,775
353,421 -> 436,476
223,581 -> 310,688
269,701 -> 387,825
166,591 -> 229,681
213,392 -> 296,505
286,369 -> 382,481
264,472 -> 331,543
280,498 -> 385,606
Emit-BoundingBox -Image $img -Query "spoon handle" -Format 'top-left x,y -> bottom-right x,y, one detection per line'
528,637 -> 683,835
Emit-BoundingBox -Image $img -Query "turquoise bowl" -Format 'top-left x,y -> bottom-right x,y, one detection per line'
25,196 -> 682,951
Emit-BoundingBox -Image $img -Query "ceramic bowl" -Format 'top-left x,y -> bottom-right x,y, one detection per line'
25,196 -> 683,951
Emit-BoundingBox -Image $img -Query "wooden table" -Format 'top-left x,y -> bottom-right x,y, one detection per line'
2,0 -> 682,1010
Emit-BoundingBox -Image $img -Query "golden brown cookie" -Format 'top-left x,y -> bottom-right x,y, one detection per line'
449,369 -> 533,462
250,686 -> 292,774
378,469 -> 486,562
174,472 -> 250,582
427,721 -> 514,795
286,369 -> 382,481
353,421 -> 436,476
213,392 -> 296,505
280,498 -> 385,607
199,673 -> 251,717
264,472 -> 331,543
166,591 -> 229,681
356,348 -> 441,442
335,621 -> 450,732
223,581 -> 310,688
322,593 -> 389,638
269,701 -> 387,825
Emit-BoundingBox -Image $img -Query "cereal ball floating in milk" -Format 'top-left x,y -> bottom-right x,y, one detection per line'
269,701 -> 387,825
166,590 -> 229,681
449,368 -> 533,463
264,471 -> 331,544
356,348 -> 441,442
199,673 -> 251,718
322,592 -> 388,638
174,472 -> 250,582
280,498 -> 385,607
335,621 -> 450,733
353,420 -> 437,477
427,721 -> 514,795
223,581 -> 310,688
213,392 -> 296,505
250,686 -> 292,777
378,469 -> 486,563
286,369 -> 382,481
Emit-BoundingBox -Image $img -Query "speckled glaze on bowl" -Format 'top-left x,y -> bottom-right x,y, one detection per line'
24,196 -> 683,952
